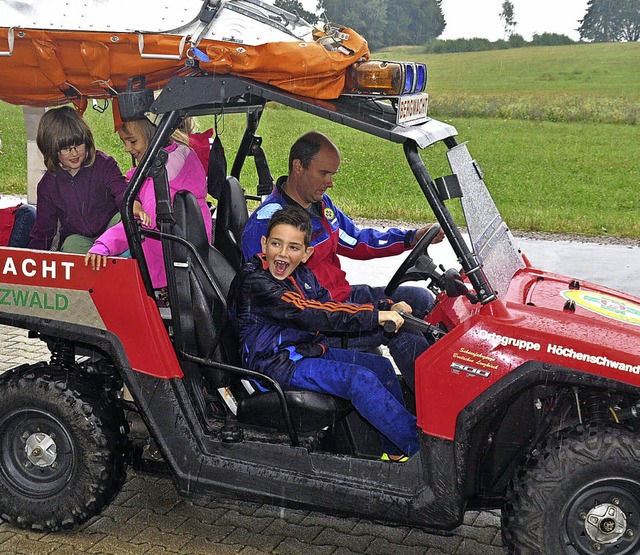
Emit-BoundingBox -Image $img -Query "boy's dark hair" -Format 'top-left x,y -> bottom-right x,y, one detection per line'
288,131 -> 339,172
266,205 -> 312,247
36,106 -> 96,173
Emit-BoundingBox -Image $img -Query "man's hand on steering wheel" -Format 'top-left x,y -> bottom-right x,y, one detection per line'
385,223 -> 443,296
412,223 -> 445,246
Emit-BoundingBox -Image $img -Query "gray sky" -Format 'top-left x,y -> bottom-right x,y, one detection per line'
299,0 -> 589,41
439,0 -> 589,41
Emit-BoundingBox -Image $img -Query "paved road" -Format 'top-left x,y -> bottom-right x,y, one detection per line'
340,233 -> 640,298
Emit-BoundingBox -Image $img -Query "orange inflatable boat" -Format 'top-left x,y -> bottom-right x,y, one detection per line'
0,0 -> 370,114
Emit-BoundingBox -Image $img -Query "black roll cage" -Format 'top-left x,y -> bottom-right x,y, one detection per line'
121,74 -> 496,304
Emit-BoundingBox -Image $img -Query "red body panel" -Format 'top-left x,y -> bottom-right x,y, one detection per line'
0,247 -> 181,379
417,268 -> 640,440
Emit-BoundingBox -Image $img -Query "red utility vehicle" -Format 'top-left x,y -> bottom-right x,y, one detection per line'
1,70 -> 639,555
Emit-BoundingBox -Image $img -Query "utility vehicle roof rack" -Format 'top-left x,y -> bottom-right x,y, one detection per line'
150,75 -> 457,149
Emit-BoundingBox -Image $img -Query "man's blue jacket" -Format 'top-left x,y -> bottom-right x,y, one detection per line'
242,179 -> 415,302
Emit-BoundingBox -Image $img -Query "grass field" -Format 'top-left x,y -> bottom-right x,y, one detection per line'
378,42 -> 640,125
0,42 -> 638,238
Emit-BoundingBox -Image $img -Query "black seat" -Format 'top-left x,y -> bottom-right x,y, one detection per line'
213,177 -> 248,272
238,389 -> 351,434
171,190 -> 239,385
170,191 -> 351,435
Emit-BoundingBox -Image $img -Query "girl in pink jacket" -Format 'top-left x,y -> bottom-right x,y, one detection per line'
85,118 -> 212,291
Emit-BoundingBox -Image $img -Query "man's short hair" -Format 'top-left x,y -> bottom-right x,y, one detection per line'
267,205 -> 312,247
288,131 -> 339,172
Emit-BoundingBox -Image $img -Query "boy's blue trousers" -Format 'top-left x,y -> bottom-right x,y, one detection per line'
288,347 -> 419,456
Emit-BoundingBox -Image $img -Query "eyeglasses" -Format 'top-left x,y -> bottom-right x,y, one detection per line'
59,144 -> 86,155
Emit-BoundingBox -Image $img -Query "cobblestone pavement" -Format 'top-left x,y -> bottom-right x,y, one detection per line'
0,325 -> 505,555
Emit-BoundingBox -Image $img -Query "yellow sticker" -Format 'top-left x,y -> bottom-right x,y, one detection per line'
562,290 -> 640,326
324,207 -> 335,221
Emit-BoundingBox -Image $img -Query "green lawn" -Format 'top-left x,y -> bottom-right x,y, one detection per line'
1,42 -> 637,239
235,109 -> 638,238
377,42 -> 640,125
377,43 -> 640,97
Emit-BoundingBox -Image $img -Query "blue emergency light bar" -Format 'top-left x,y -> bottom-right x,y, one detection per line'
344,61 -> 428,96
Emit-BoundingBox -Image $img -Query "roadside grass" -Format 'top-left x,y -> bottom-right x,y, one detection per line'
1,103 -> 637,238
0,101 -> 27,194
220,109 -> 640,239
0,42 -> 637,238
377,43 -> 640,96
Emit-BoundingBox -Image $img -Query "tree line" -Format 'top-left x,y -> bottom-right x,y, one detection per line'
579,0 -> 639,42
275,0 -> 639,51
275,0 -> 444,50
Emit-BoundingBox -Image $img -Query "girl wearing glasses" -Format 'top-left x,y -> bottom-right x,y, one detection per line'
28,105 -> 145,252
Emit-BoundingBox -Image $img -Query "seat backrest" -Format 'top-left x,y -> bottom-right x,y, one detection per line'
171,191 -> 240,382
174,191 -> 236,297
214,177 -> 248,271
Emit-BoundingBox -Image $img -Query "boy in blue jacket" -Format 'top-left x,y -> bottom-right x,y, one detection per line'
230,204 -> 419,460
241,131 -> 435,391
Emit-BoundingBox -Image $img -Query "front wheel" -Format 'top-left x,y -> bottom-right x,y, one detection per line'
0,364 -> 128,531
503,425 -> 640,555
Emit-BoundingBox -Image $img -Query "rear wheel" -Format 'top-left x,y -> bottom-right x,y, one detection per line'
0,364 -> 128,531
503,425 -> 640,555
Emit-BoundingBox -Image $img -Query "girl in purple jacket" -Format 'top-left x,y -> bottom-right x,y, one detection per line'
28,106 -> 137,253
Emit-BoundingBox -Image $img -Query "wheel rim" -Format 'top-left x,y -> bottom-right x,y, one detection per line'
565,480 -> 640,554
0,408 -> 75,497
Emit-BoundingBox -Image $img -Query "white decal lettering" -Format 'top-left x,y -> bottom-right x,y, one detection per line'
42,260 -> 56,279
547,343 -> 640,375
22,259 -> 36,277
2,257 -> 17,276
477,329 -> 541,352
2,258 -> 74,280
60,262 -> 74,280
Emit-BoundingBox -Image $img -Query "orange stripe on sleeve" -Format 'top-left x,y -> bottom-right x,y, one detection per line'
280,291 -> 374,314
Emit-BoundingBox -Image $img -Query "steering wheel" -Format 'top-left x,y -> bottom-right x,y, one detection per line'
385,224 -> 442,296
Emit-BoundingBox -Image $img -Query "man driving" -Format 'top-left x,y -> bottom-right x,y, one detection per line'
242,131 -> 441,390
